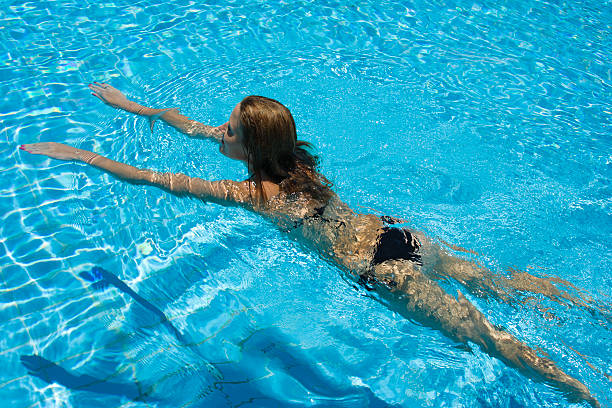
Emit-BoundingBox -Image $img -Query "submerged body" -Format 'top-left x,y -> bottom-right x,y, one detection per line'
19,83 -> 600,406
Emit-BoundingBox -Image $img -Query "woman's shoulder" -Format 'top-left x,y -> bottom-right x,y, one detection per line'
261,180 -> 281,199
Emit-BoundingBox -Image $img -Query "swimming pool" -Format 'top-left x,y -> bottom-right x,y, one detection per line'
1,0 -> 610,406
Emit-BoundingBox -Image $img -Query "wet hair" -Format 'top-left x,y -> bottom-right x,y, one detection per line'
238,95 -> 333,206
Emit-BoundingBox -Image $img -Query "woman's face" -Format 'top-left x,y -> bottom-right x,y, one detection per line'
220,103 -> 247,162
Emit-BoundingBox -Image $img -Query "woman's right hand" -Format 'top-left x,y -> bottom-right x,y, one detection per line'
19,142 -> 83,161
88,82 -> 131,110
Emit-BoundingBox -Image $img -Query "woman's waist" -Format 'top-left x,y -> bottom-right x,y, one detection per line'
330,224 -> 424,273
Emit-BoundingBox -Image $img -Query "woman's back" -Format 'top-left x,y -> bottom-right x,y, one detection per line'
261,189 -> 386,273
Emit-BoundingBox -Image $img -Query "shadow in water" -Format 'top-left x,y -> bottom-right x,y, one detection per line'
22,267 -> 395,406
79,266 -> 186,342
20,355 -> 144,400
210,326 -> 395,407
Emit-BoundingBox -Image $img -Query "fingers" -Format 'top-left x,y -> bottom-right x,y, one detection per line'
89,83 -> 105,93
19,144 -> 35,154
88,82 -> 113,97
88,83 -> 110,105
149,116 -> 157,133
19,142 -> 53,155
19,143 -> 41,154
91,81 -> 111,89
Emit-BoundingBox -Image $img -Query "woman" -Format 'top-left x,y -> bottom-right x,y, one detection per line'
20,82 -> 599,407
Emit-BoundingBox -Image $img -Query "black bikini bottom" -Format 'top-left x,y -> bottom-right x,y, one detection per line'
371,227 -> 422,266
358,227 -> 422,291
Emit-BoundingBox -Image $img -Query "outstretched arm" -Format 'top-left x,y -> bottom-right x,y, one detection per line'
88,82 -> 225,142
20,142 -> 249,206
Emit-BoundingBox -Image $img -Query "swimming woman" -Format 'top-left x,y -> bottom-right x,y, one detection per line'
19,82 -> 599,407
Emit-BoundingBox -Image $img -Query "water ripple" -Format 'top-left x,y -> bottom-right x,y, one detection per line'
0,0 -> 610,406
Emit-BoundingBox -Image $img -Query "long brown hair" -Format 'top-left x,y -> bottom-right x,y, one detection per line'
238,95 -> 333,206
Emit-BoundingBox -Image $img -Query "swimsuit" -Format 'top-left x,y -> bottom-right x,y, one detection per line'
294,209 -> 421,266
371,226 -> 422,266
359,219 -> 422,290
289,204 -> 345,231
291,206 -> 421,289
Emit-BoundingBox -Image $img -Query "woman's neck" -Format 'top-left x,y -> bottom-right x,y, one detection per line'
248,168 -> 280,200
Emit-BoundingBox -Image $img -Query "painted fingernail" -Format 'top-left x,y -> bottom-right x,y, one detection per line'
19,145 -> 24,150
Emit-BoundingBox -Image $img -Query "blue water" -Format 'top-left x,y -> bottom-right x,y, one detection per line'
1,0 -> 610,406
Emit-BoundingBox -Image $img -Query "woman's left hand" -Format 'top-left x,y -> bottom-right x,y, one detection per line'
19,142 -> 82,161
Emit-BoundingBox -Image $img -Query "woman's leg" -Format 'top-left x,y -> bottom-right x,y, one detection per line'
419,239 -> 593,309
368,260 -> 599,407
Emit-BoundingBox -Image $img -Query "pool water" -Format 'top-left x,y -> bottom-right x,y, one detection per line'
1,0 -> 610,406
